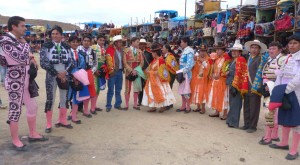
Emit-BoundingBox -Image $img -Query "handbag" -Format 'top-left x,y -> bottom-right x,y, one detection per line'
70,78 -> 83,91
28,63 -> 37,81
126,72 -> 138,81
56,77 -> 69,90
176,72 -> 185,84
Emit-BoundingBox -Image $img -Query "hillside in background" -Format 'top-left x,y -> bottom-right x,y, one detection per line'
0,15 -> 80,30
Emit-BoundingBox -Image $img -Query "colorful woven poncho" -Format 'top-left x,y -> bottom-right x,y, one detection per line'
251,52 -> 269,95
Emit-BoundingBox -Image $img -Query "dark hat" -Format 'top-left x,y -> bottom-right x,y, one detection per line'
213,42 -> 226,50
150,42 -> 161,51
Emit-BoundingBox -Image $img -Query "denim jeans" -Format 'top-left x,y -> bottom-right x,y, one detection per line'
0,65 -> 7,83
106,70 -> 123,108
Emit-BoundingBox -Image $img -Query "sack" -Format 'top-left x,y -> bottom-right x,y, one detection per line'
229,86 -> 238,97
126,72 -> 138,81
176,72 -> 185,84
56,77 -> 69,90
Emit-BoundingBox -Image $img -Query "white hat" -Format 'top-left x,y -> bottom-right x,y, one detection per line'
113,35 -> 122,42
245,39 -> 267,54
230,40 -> 243,51
139,39 -> 147,43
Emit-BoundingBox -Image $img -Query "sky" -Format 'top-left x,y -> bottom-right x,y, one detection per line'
0,0 -> 240,27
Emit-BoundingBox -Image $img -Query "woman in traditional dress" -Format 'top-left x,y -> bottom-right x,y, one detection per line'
268,35 -> 300,160
142,43 -> 176,113
190,44 -> 210,114
226,40 -> 248,128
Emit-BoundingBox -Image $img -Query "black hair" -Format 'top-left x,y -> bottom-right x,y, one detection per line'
131,37 -> 139,44
68,35 -> 80,42
181,36 -> 191,46
287,34 -> 300,43
7,16 -> 25,31
269,41 -> 283,49
97,34 -> 106,40
82,34 -> 92,41
50,25 -> 63,35
151,42 -> 162,56
164,44 -> 175,55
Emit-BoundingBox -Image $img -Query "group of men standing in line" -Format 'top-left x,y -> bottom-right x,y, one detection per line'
1,16 -> 300,161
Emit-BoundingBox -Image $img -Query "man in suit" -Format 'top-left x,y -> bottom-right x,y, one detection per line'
105,35 -> 125,112
138,39 -> 153,106
241,40 -> 267,133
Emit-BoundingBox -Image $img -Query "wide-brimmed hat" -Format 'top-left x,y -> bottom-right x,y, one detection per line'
139,39 -> 147,43
245,39 -> 267,54
213,42 -> 226,50
230,40 -> 248,55
113,35 -> 122,42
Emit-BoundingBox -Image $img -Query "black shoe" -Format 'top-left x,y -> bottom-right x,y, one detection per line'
115,107 -> 127,110
28,135 -> 49,142
271,138 -> 280,142
269,144 -> 289,150
12,144 -> 28,151
72,120 -> 82,124
95,107 -> 103,111
137,103 -> 142,106
90,110 -> 97,115
67,115 -> 72,120
106,108 -> 111,112
83,113 -> 93,118
259,138 -> 272,145
246,128 -> 257,133
45,128 -> 52,133
285,152 -> 299,160
176,108 -> 185,112
239,126 -> 249,130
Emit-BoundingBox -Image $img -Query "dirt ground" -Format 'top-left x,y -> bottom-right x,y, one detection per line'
0,56 -> 299,165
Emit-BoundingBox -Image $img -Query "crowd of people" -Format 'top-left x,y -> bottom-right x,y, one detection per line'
1,16 -> 300,161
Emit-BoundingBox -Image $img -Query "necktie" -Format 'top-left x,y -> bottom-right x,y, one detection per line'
74,50 -> 78,61
56,44 -> 61,54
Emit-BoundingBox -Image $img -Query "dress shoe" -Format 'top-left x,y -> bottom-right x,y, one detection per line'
45,128 -> 52,133
106,108 -> 111,112
13,144 -> 27,151
246,128 -> 257,133
269,144 -> 289,150
239,126 -> 249,130
285,152 -> 299,160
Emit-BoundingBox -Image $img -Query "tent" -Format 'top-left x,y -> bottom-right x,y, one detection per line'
277,0 -> 295,7
155,10 -> 178,18
170,16 -> 187,22
198,11 -> 218,20
81,21 -> 103,28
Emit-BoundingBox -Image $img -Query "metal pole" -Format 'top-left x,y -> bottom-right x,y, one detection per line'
184,0 -> 187,35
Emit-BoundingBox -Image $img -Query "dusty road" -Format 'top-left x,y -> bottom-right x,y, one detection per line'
0,56 -> 299,165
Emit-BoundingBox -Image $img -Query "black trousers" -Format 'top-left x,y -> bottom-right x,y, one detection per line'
243,93 -> 261,129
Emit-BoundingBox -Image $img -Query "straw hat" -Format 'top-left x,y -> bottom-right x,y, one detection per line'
112,35 -> 122,42
245,39 -> 267,54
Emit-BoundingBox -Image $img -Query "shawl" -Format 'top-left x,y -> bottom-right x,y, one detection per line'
232,56 -> 248,95
251,52 -> 269,95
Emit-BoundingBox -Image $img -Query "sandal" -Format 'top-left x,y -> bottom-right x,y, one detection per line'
220,116 -> 227,120
28,135 -> 49,142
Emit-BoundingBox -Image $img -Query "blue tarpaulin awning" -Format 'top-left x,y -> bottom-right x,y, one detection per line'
170,16 -> 187,22
81,21 -> 103,28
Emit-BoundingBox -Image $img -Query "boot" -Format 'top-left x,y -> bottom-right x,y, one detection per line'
45,111 -> 53,133
10,121 -> 25,148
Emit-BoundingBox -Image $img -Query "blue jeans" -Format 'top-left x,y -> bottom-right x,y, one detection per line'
106,70 -> 123,108
0,65 -> 7,83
